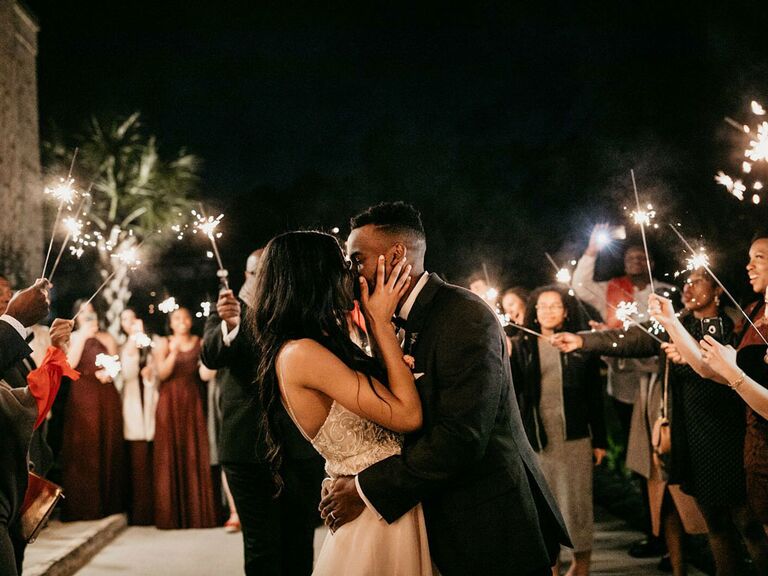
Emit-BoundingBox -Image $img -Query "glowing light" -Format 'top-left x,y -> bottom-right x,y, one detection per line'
595,230 -> 611,248
743,161 -> 753,173
631,204 -> 656,226
485,287 -> 498,302
131,332 -> 153,349
746,121 -> 768,162
62,217 -> 83,239
195,301 -> 212,318
715,171 -> 746,200
331,227 -> 340,234
206,251 -> 214,258
112,245 -> 142,268
159,297 -> 179,314
192,210 -> 224,239
44,177 -> 76,204
755,181 -> 764,190
615,301 -> 639,331
555,268 -> 572,284
754,194 -> 762,204
752,101 -> 766,115
686,251 -> 710,271
95,353 -> 122,379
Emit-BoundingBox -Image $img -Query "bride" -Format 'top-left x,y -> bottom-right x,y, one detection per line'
247,230 -> 432,575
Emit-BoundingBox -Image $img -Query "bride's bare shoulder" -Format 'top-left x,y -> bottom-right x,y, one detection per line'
278,338 -> 334,364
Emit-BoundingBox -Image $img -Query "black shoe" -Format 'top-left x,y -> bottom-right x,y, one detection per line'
657,554 -> 672,572
628,537 -> 667,558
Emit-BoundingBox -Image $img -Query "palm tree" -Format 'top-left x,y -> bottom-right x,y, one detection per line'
44,112 -> 200,336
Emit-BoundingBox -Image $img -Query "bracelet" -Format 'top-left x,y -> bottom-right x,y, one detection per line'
728,371 -> 745,391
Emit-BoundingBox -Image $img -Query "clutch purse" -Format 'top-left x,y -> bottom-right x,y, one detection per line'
652,359 -> 672,457
20,472 -> 64,543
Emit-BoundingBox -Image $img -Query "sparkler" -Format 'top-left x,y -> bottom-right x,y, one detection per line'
159,297 -> 180,314
718,102 -> 768,203
47,190 -> 91,281
95,353 -> 122,379
505,322 -> 548,340
195,301 -> 212,318
630,170 -> 656,294
131,332 -> 154,349
42,149 -> 79,278
685,250 -> 710,271
544,252 -> 597,322
193,207 -> 229,290
668,223 -> 768,347
615,301 -> 639,331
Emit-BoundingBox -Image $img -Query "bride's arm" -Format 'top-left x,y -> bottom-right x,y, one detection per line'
279,256 -> 420,433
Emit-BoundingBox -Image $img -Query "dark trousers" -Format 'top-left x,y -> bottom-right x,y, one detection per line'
223,458 -> 324,576
0,521 -> 25,576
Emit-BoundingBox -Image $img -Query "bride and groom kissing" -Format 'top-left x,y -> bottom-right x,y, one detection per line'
247,201 -> 570,575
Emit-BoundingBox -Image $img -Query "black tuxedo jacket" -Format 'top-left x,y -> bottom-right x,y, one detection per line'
357,275 -> 570,575
201,307 -> 318,464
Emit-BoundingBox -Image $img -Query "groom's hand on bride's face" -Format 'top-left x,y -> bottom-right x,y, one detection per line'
319,476 -> 365,532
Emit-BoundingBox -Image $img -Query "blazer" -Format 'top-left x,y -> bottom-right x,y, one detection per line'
201,306 -> 318,464
357,274 -> 570,575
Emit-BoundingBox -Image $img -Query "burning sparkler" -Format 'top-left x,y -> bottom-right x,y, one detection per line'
42,149 -> 79,279
718,101 -> 768,203
131,332 -> 154,349
668,223 -> 768,347
95,353 -> 122,379
193,207 -> 229,290
630,170 -> 656,294
686,250 -> 710,271
195,301 -> 212,318
159,297 -> 180,314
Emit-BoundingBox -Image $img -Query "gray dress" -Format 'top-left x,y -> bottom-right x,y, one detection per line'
536,339 -> 594,553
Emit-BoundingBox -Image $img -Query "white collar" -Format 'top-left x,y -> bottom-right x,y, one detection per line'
398,272 -> 430,321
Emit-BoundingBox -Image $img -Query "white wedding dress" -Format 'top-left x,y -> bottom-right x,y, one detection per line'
281,398 -> 433,575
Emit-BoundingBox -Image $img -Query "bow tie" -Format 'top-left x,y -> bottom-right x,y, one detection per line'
392,316 -> 407,330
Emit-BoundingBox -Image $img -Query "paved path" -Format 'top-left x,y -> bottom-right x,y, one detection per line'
73,508 -> 706,575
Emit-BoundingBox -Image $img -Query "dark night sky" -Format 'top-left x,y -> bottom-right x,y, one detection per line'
26,0 -> 768,314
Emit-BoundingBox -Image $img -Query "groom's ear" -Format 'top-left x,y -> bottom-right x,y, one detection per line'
388,242 -> 407,266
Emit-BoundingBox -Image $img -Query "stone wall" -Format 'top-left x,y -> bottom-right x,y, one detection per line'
0,0 -> 42,285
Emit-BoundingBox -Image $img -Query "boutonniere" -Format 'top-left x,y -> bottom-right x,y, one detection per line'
406,332 -> 419,355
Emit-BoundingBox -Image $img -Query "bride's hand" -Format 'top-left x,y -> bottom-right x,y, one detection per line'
359,255 -> 412,328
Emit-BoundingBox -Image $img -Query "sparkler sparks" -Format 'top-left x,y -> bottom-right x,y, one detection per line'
44,178 -> 77,204
630,204 -> 656,227
752,101 -> 766,116
555,268 -> 572,284
131,332 -> 154,349
192,210 -> 224,239
719,102 -> 768,204
615,301 -> 639,331
195,301 -> 212,318
95,353 -> 122,379
686,251 -> 710,271
159,297 -> 180,314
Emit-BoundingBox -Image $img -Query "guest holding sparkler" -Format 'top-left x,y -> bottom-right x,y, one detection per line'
153,307 -> 217,529
649,231 -> 768,552
501,287 -> 528,325
60,300 -> 126,521
572,223 -> 672,560
509,285 -> 606,576
119,308 -> 158,526
556,269 -> 767,575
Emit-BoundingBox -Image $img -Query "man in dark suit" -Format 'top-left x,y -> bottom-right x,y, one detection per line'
1,279 -> 64,576
321,202 -> 570,576
201,251 -> 325,576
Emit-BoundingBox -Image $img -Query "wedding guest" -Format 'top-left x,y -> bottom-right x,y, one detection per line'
501,287 -> 528,325
649,230 -> 768,532
201,249 -> 325,575
153,307 -> 217,529
556,269 -> 768,574
468,274 -> 498,307
572,223 -> 672,560
510,286 -> 606,576
119,308 -> 158,526
60,300 -> 126,521
0,280 -> 74,576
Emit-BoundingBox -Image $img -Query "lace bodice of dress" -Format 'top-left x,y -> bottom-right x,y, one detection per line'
311,402 -> 402,477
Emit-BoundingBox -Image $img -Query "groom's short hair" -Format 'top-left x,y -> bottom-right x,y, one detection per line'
350,201 -> 425,240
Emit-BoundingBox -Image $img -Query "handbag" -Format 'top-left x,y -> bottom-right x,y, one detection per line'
19,472 -> 64,543
651,359 -> 671,456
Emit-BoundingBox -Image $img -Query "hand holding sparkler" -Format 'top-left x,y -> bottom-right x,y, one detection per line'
216,290 -> 241,330
550,332 -> 584,353
50,318 -> 75,353
6,279 -> 51,327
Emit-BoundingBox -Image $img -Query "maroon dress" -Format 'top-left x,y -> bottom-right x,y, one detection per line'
61,338 -> 127,521
153,339 -> 217,529
738,302 -> 768,523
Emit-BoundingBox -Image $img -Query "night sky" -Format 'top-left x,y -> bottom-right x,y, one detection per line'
26,0 -> 768,316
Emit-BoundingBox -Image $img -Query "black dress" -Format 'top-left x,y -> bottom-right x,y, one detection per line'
669,315 -> 746,507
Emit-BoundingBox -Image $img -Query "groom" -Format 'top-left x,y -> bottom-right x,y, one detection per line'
321,202 -> 570,575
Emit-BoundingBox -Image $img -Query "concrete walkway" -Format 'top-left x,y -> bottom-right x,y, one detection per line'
24,508 -> 707,575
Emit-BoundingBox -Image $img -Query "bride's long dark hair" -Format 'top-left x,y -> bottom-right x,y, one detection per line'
247,231 -> 384,494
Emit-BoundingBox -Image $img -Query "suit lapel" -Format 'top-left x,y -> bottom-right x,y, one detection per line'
403,273 -> 444,355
